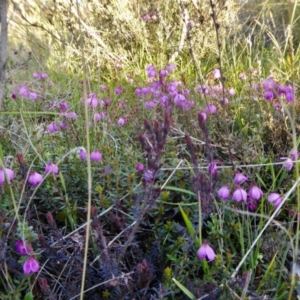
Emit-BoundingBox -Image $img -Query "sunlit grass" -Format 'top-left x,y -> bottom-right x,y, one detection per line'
2,0 -> 300,299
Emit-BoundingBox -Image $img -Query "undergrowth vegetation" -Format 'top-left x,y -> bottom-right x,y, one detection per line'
1,0 -> 300,299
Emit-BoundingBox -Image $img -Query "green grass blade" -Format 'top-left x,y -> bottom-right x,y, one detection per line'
257,251 -> 278,292
163,185 -> 196,196
172,278 -> 196,300
179,204 -> 199,248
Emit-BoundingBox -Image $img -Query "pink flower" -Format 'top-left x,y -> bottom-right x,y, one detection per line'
265,90 -> 274,101
205,104 -> 217,114
263,77 -> 275,91
228,88 -> 235,96
86,93 -> 98,108
90,150 -> 102,162
136,162 -> 144,172
197,242 -> 216,261
59,121 -> 68,129
212,85 -> 221,93
15,240 -> 31,255
159,69 -> 168,78
60,102 -> 68,111
135,88 -> 142,95
221,97 -> 229,105
28,172 -> 43,187
160,95 -> 169,106
63,111 -> 78,119
281,158 -> 293,171
117,117 -> 126,126
189,20 -> 195,27
145,101 -> 157,109
268,193 -> 282,208
285,90 -> 295,102
196,85 -> 210,95
79,149 -> 86,161
142,14 -> 151,21
274,102 -> 281,110
144,169 -> 154,182
23,257 -> 39,275
279,84 -> 294,102
146,65 -> 156,78
212,69 -> 221,79
218,186 -> 230,201
208,162 -> 217,175
232,187 -> 247,202
94,113 -> 101,122
142,87 -> 151,95
0,168 -> 15,185
174,94 -> 186,106
94,112 -> 106,122
166,63 -> 176,72
168,82 -> 178,94
45,163 -> 59,175
290,149 -> 299,161
278,84 -> 288,96
114,87 -> 122,95
47,122 -> 59,133
247,200 -> 257,211
197,111 -> 207,126
248,185 -> 263,201
152,81 -> 161,90
239,73 -> 246,80
19,86 -> 29,97
40,73 -> 48,80
29,92 -> 38,101
233,173 -> 248,184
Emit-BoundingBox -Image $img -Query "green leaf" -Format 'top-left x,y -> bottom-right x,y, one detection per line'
59,171 -> 67,194
178,205 -> 195,235
163,186 -> 196,196
257,251 -> 278,292
179,204 -> 199,248
255,172 -> 267,190
172,278 -> 196,300
24,292 -> 34,300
